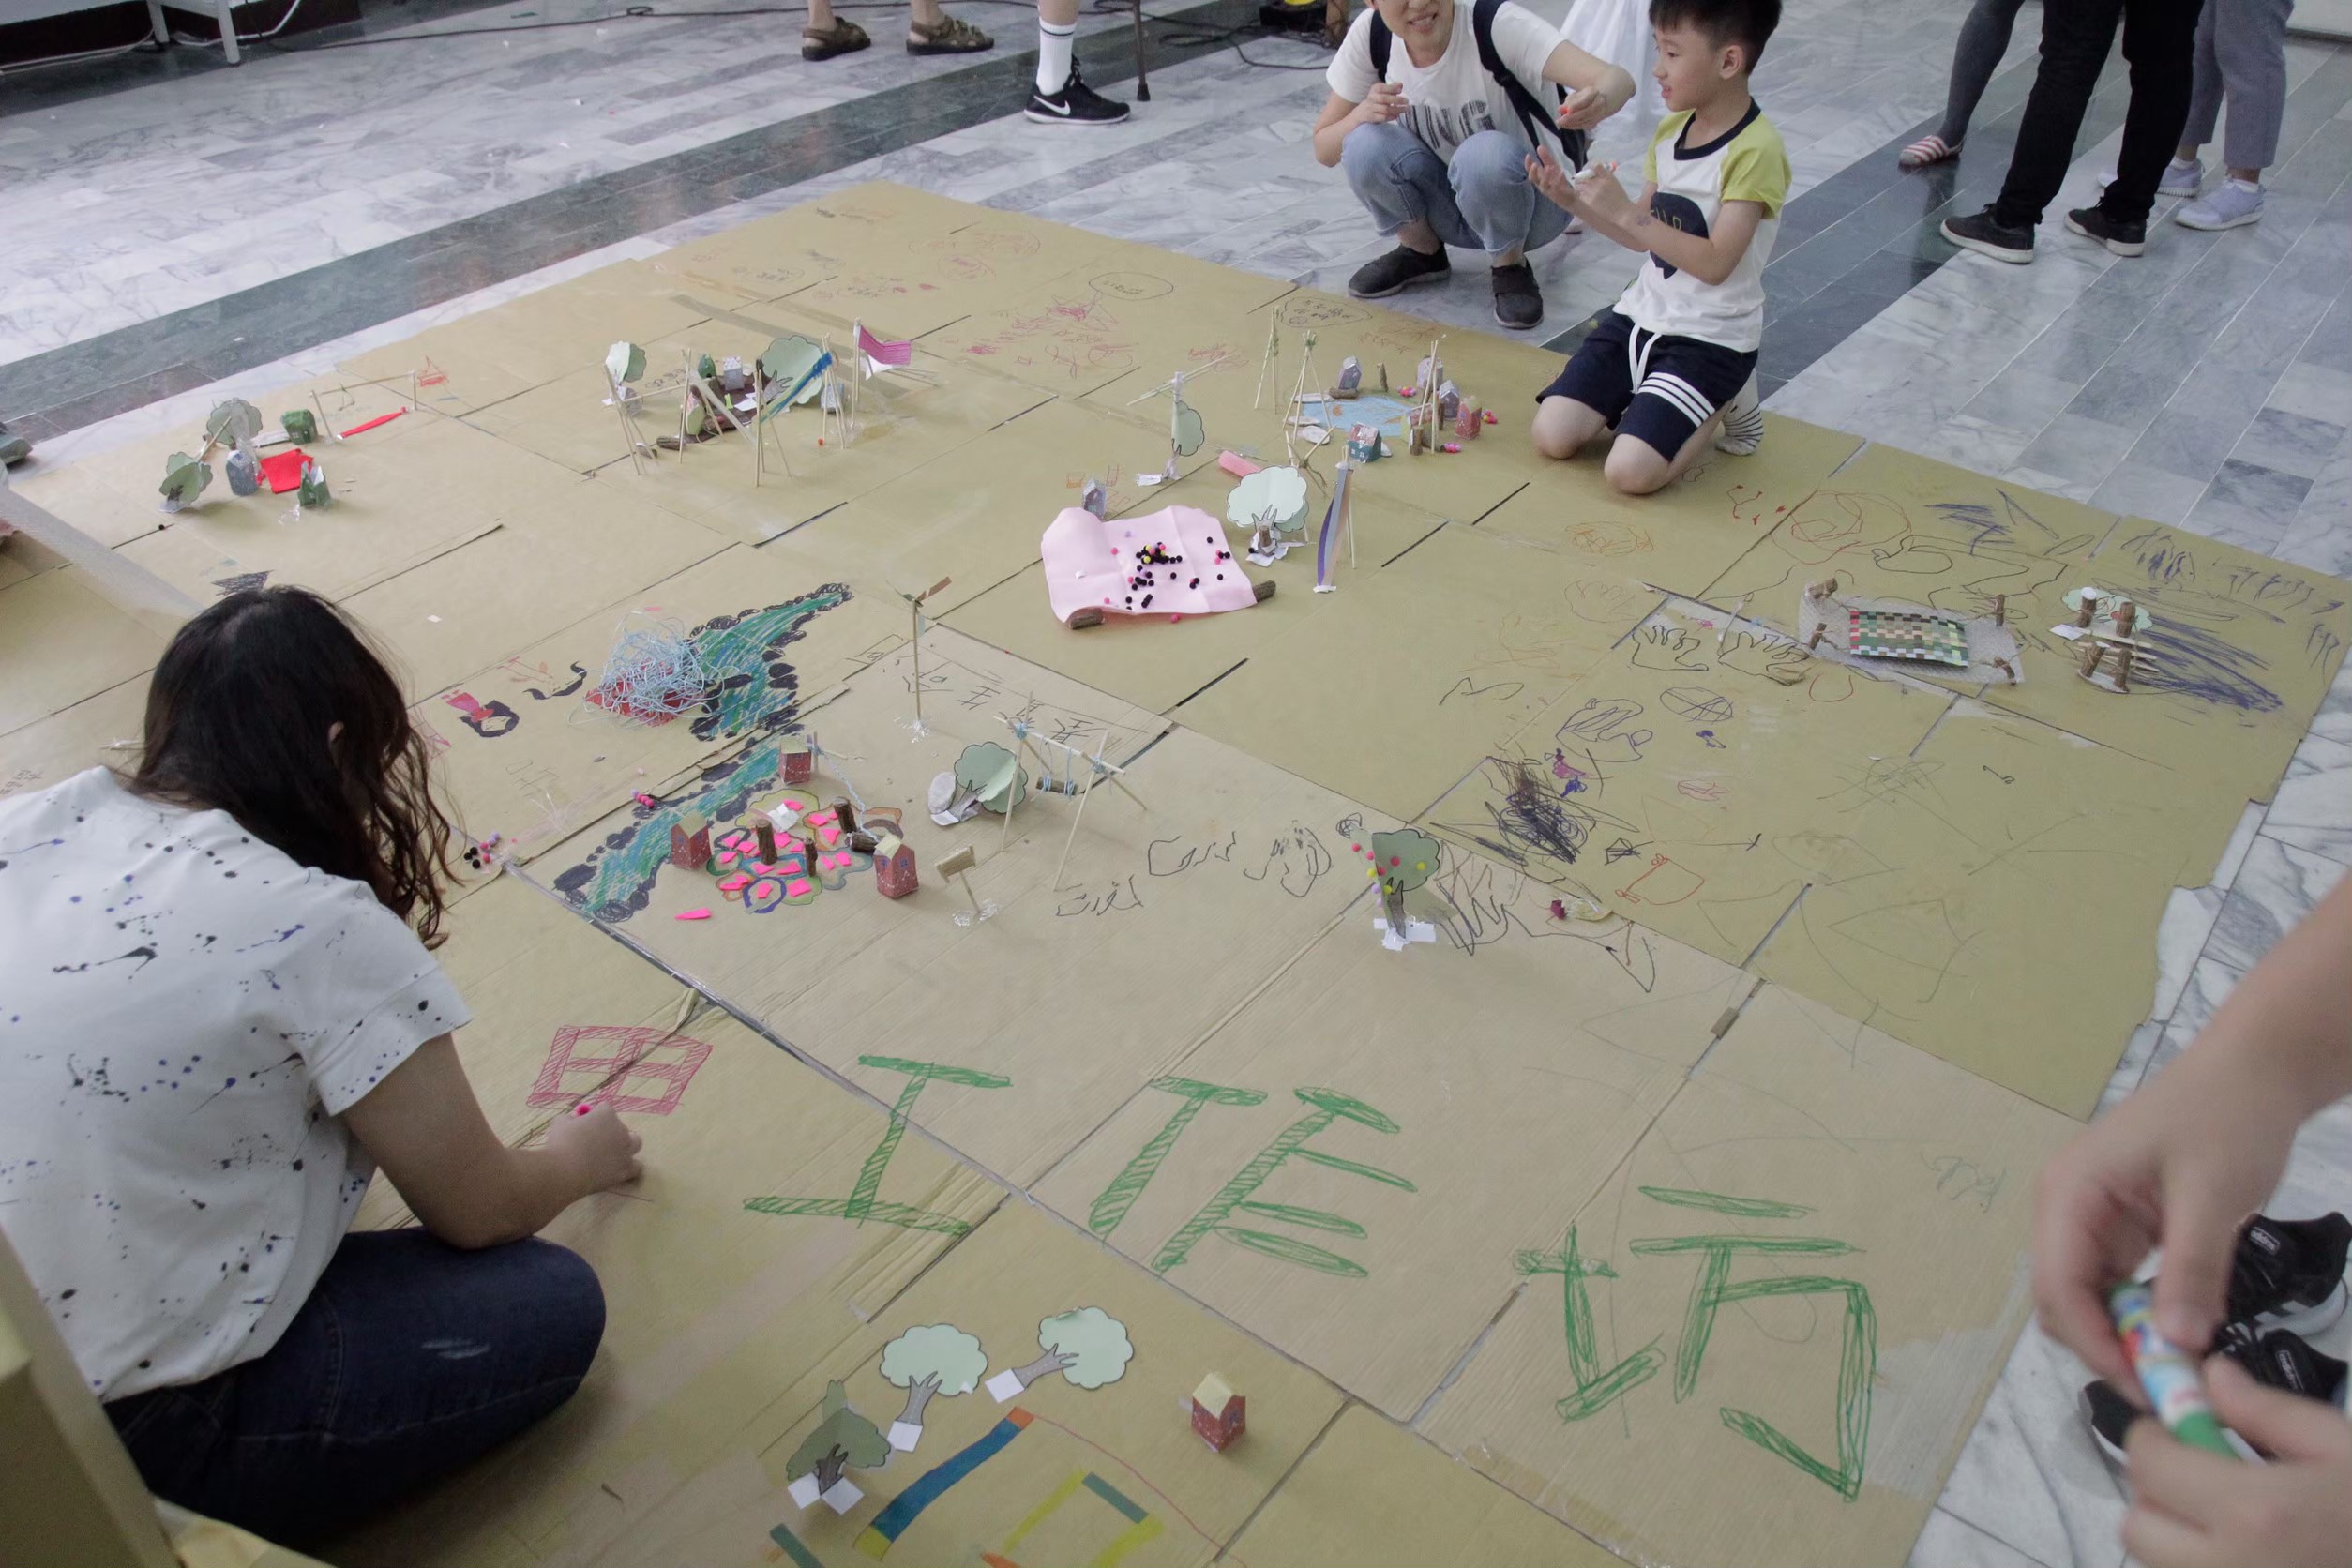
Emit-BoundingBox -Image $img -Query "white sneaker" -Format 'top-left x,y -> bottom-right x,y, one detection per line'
2177,179 -> 2264,231
2101,157 -> 2202,198
1713,373 -> 1763,456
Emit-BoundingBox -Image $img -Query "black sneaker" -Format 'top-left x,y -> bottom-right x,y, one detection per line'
1347,245 -> 1451,300
0,419 -> 27,466
1491,261 -> 1543,329
1026,66 -> 1128,126
2064,204 -> 2148,257
2083,1324 -> 2347,1465
1940,206 -> 2034,264
2228,1212 -> 2352,1334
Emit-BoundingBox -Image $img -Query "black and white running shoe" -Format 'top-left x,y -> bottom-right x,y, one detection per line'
2084,1323 -> 2347,1465
2230,1213 -> 2352,1335
1026,66 -> 1129,126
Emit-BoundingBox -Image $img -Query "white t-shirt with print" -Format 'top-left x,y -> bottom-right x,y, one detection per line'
1613,102 -> 1791,353
0,770 -> 469,1401
1327,0 -> 1561,164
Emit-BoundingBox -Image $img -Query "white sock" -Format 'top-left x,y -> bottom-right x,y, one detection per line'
1036,21 -> 1074,95
1712,373 -> 1763,456
2228,176 -> 2261,193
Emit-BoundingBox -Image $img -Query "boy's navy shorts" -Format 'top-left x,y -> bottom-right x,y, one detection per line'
1538,309 -> 1757,457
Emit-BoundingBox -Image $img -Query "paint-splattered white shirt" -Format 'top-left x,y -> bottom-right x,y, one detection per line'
0,770 -> 469,1400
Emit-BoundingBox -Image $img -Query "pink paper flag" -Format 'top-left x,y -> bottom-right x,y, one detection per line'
856,324 -> 912,368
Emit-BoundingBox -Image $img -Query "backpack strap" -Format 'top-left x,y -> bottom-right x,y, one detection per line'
1368,11 -> 1390,81
1470,0 -> 1588,169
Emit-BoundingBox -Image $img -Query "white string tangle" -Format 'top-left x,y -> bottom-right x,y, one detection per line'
586,611 -> 708,727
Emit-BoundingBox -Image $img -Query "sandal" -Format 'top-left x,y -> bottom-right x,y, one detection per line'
1898,134 -> 1958,171
907,14 -> 992,53
802,18 -> 869,59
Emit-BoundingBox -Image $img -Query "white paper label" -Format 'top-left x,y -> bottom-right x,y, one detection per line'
888,1420 -> 923,1453
788,1473 -> 822,1510
822,1478 -> 864,1514
987,1368 -> 1026,1402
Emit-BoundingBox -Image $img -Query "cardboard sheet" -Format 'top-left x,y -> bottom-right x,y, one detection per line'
505,1203 -> 1344,1568
1421,605 -> 1951,965
1979,519 -> 2352,803
785,400 -> 1208,619
0,675 -> 147,801
944,466 -> 1449,714
1424,984 -> 2079,1568
469,309 -> 1047,542
527,640 -> 1400,1193
0,567 -> 168,738
339,260 -> 716,416
1472,414 -> 1862,596
924,247 -> 1296,400
413,542 -> 900,856
1751,701 -> 2223,1116
1226,1405 -> 1629,1568
1035,852 -> 1746,1419
1172,524 -> 1634,820
334,985 -> 1003,1568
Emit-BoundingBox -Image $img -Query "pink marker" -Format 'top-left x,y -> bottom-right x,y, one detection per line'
573,1103 -> 594,1118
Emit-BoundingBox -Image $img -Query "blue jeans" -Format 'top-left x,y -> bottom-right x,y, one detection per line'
106,1229 -> 604,1546
1341,122 -> 1570,261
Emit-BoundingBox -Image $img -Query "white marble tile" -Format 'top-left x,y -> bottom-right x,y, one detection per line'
1933,1323 -> 2129,1568
1909,1505 -> 2061,1568
2261,733 -> 2352,867
2095,1019 -> 2169,1120
2202,834 -> 2350,972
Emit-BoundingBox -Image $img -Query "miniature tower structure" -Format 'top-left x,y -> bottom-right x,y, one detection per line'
1190,1374 -> 1245,1452
874,833 -> 919,899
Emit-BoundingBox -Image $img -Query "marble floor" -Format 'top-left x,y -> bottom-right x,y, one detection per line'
4,1 -> 2349,1563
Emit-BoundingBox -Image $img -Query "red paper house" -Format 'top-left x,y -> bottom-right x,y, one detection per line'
1190,1374 -> 1244,1452
670,811 -> 712,871
874,833 -> 919,899
782,736 -> 816,786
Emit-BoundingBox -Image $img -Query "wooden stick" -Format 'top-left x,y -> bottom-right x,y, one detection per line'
1719,595 -> 1748,651
910,597 -> 924,727
1050,766 -> 1097,893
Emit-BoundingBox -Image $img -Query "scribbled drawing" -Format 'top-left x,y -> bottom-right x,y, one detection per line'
1276,295 -> 1367,331
212,571 -> 269,595
744,1056 -> 1010,1236
526,1024 -> 713,1116
1557,698 -> 1654,761
552,741 -> 792,921
1768,829 -> 1896,889
1629,626 -> 1710,671
1676,779 -> 1727,803
1239,823 -> 1334,898
1524,1188 -> 1877,1499
2102,611 -> 2288,714
686,584 -> 854,742
1430,751 -> 1645,887
1054,876 -> 1143,919
1806,667 -> 1856,703
504,659 -> 589,701
1922,1153 -> 2008,1211
1616,853 -> 1702,906
986,1470 -> 1164,1568
1604,837 -> 1643,863
1825,897 -> 1980,1005
1440,675 -> 1528,706
1473,611 -> 1605,683
443,690 -> 520,739
1564,579 -> 1641,624
1567,520 -> 1653,559
1086,271 -> 1174,302
1660,687 -> 1734,724
1726,483 -> 1779,527
1716,631 -> 1809,686
414,716 -> 453,756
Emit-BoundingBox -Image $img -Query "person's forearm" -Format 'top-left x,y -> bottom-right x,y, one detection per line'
1315,107 -> 1364,168
448,1143 -> 592,1248
1598,65 -> 1636,113
2178,875 -> 2352,1116
1599,215 -> 1737,283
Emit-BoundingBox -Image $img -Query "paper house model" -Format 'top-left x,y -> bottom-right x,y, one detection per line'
782,737 -> 816,786
1189,1373 -> 1244,1452
874,833 -> 919,899
670,811 -> 713,871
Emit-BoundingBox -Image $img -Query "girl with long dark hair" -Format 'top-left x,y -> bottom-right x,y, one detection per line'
0,587 -> 642,1546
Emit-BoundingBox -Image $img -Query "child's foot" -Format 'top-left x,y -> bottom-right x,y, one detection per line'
908,15 -> 991,53
802,18 -> 869,58
1713,373 -> 1763,456
1490,261 -> 1543,329
2176,178 -> 2264,231
2102,157 -> 2202,198
2065,205 -> 2147,257
1347,244 -> 1450,300
1941,207 -> 2034,264
1898,134 -> 1957,170
1026,67 -> 1128,124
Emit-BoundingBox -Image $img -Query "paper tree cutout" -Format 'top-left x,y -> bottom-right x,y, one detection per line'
1042,505 -> 1260,625
1171,398 -> 1205,458
881,1325 -> 988,1450
759,336 -> 827,403
952,742 -> 1028,815
605,341 -> 647,385
787,1380 -> 890,1494
1226,466 -> 1307,535
204,398 -> 263,454
158,452 -> 212,512
1036,1307 -> 1133,1389
1368,826 -> 1440,900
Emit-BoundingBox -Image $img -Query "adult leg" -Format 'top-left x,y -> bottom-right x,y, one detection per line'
1939,0 -> 2032,146
1027,0 -> 1126,120
1992,0 -> 2128,230
1343,121 -> 1479,296
107,1230 -> 605,1546
2179,0 -> 2224,156
906,0 -> 991,53
2099,0 -> 2201,225
803,0 -> 870,58
2214,0 -> 2292,173
1449,128 -> 1569,327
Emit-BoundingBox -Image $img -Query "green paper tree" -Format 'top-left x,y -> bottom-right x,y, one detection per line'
158,452 -> 212,512
605,340 -> 647,385
787,1380 -> 890,1493
1031,1306 -> 1134,1391
880,1324 -> 988,1437
1368,826 -> 1440,927
952,742 -> 1028,815
205,398 -> 263,455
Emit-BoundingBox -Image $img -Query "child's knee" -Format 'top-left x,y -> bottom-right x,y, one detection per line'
1604,437 -> 1670,495
1530,397 -> 1591,460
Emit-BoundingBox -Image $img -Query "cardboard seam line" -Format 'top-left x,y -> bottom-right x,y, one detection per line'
0,471 -> 199,637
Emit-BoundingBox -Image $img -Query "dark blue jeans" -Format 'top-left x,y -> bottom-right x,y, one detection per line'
106,1229 -> 604,1546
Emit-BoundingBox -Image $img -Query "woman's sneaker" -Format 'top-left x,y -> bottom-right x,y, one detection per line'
2227,1213 -> 2352,1334
2177,179 -> 2265,231
2084,1323 -> 2347,1465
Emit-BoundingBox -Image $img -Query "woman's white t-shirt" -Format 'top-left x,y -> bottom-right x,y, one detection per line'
1327,0 -> 1562,163
0,770 -> 468,1400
